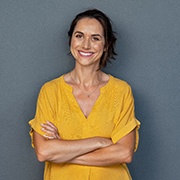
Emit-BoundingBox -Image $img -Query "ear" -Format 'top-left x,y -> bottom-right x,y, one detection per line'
103,45 -> 108,52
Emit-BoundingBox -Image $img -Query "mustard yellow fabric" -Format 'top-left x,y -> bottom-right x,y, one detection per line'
29,75 -> 140,180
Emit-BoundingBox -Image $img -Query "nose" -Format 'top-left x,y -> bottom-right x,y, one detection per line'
82,38 -> 91,49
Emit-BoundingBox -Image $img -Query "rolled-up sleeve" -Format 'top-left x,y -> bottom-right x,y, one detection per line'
29,83 -> 56,147
111,85 -> 140,151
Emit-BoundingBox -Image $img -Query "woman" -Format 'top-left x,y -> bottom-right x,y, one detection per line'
29,9 -> 140,180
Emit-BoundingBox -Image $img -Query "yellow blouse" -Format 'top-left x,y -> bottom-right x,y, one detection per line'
29,75 -> 140,180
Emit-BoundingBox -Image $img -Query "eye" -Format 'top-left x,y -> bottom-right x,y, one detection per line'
92,37 -> 100,41
75,34 -> 83,39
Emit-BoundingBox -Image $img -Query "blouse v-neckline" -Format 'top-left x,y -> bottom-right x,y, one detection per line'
62,74 -> 112,120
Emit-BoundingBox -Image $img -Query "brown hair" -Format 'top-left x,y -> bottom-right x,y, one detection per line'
68,9 -> 117,68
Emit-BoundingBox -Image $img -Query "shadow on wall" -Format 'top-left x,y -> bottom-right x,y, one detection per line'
128,89 -> 161,179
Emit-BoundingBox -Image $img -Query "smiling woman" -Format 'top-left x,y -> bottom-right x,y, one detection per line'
68,9 -> 117,68
29,9 -> 140,180
70,18 -> 105,68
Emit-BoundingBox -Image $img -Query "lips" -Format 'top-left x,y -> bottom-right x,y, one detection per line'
78,51 -> 94,57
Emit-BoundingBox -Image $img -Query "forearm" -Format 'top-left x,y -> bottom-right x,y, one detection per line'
69,143 -> 134,166
35,122 -> 135,165
33,131 -> 112,163
69,130 -> 136,166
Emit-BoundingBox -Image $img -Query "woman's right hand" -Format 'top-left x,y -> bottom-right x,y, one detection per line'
41,122 -> 112,147
41,121 -> 61,140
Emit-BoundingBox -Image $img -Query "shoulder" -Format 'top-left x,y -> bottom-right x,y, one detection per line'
40,75 -> 64,93
110,75 -> 132,93
109,75 -> 134,105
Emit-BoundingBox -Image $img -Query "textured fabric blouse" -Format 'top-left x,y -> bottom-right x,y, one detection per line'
29,74 -> 140,180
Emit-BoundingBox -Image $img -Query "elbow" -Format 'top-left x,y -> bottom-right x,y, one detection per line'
123,149 -> 134,164
36,153 -> 46,162
125,153 -> 133,164
35,147 -> 49,162
117,148 -> 134,164
35,146 -> 65,163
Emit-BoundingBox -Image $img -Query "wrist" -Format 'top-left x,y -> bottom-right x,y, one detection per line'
96,137 -> 112,148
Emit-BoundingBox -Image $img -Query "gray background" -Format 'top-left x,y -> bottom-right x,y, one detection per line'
1,0 -> 180,179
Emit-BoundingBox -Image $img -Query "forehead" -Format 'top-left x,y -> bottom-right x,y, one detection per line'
74,18 -> 104,35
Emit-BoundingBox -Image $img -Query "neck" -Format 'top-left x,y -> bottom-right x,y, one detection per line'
70,68 -> 102,87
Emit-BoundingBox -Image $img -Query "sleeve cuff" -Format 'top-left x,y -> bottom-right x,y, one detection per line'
28,119 -> 44,148
111,118 -> 140,151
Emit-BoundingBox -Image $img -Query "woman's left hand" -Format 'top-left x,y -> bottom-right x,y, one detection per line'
41,121 -> 61,140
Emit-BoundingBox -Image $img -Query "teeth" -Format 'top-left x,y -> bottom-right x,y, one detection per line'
79,51 -> 93,56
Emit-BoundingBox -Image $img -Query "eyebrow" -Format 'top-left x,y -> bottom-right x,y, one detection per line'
74,31 -> 103,38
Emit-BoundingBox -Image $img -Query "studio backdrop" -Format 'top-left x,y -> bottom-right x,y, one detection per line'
1,0 -> 180,179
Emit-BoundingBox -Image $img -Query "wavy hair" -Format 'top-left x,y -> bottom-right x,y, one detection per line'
68,9 -> 117,68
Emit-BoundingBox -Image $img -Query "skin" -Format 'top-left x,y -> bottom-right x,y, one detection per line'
33,17 -> 136,166
70,18 -> 106,69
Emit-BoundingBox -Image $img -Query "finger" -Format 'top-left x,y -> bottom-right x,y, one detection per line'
55,134 -> 61,139
41,128 -> 57,136
44,133 -> 60,140
41,121 -> 60,139
46,121 -> 58,131
43,134 -> 55,140
41,123 -> 57,133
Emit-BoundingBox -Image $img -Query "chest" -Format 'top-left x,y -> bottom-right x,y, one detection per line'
72,87 -> 101,118
57,94 -> 116,139
55,91 -> 121,140
74,92 -> 100,118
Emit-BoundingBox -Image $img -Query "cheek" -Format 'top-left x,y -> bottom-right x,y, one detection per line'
70,40 -> 78,53
94,43 -> 105,52
70,40 -> 81,58
70,37 -> 79,46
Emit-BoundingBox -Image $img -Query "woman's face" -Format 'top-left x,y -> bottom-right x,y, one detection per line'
70,18 -> 105,67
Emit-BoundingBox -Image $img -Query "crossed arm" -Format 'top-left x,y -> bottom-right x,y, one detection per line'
33,121 -> 136,166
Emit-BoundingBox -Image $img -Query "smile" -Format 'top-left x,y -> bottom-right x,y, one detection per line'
78,51 -> 94,57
